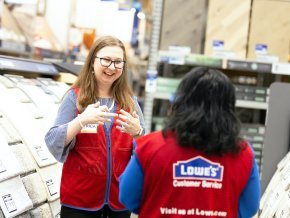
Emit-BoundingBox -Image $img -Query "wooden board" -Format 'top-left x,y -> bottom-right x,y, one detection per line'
247,0 -> 290,62
204,0 -> 252,59
12,11 -> 63,51
159,0 -> 207,54
2,4 -> 27,42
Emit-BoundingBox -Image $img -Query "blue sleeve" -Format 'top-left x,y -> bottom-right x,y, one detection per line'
238,148 -> 260,217
119,153 -> 144,214
132,140 -> 138,150
132,96 -> 146,134
44,89 -> 76,162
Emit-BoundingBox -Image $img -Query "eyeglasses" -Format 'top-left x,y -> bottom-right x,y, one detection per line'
95,56 -> 125,69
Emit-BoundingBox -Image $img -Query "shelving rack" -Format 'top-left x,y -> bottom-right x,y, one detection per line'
143,0 -> 163,133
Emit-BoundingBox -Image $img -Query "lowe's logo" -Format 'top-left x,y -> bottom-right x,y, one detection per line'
173,156 -> 224,181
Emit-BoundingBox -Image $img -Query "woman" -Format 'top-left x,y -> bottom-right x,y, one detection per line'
119,67 -> 260,218
45,35 -> 145,218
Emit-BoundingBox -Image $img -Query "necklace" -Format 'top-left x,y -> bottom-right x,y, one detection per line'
108,99 -> 115,111
97,98 -> 115,112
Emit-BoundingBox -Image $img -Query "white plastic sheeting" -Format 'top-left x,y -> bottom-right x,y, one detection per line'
0,176 -> 33,218
48,199 -> 61,218
36,78 -> 69,100
10,144 -> 37,175
30,203 -> 52,218
0,117 -> 22,145
37,164 -> 62,202
0,134 -> 23,182
0,77 -> 57,167
22,173 -> 47,206
0,74 -> 67,217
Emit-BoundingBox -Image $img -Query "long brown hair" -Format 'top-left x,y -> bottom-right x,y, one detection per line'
71,35 -> 134,112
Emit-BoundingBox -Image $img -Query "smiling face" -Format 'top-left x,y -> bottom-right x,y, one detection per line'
93,46 -> 124,88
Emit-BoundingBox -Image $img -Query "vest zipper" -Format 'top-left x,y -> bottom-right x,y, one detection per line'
104,124 -> 112,204
104,105 -> 116,204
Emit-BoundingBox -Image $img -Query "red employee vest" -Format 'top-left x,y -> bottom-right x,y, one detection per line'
136,131 -> 253,218
60,88 -> 133,210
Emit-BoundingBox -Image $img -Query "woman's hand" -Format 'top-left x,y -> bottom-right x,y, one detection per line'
78,102 -> 117,126
116,109 -> 142,137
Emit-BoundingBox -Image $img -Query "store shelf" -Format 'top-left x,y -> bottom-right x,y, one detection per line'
153,92 -> 268,110
0,47 -> 31,57
157,51 -> 290,76
226,59 -> 272,73
235,100 -> 268,110
0,55 -> 58,76
153,91 -> 171,100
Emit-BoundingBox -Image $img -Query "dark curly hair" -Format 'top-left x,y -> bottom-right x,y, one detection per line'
163,67 -> 241,156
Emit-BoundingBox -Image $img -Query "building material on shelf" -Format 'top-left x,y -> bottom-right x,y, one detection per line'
0,4 -> 30,56
11,10 -> 64,59
159,0 -> 207,54
227,59 -> 272,73
204,0 -> 251,59
247,0 -> 290,62
235,85 -> 268,103
0,176 -> 33,218
0,55 -> 74,217
1,4 -> 25,42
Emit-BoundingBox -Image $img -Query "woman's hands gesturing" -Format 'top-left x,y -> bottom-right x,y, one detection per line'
116,109 -> 142,137
76,104 -> 143,138
78,102 -> 117,126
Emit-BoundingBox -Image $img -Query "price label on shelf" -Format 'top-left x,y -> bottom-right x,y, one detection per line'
255,44 -> 268,55
145,70 -> 157,93
46,179 -> 57,196
272,63 -> 290,75
212,40 -> 224,50
2,194 -> 17,213
34,146 -> 48,161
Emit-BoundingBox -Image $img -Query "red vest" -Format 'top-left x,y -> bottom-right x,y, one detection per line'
60,88 -> 133,210
136,131 -> 253,218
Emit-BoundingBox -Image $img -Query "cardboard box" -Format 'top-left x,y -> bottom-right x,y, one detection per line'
204,0 -> 252,59
159,0 -> 207,54
247,0 -> 290,62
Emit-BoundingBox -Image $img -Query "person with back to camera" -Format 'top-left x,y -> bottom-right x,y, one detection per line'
119,67 -> 260,218
45,35 -> 145,218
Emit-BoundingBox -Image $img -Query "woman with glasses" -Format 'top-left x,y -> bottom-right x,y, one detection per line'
119,67 -> 260,218
45,35 -> 145,218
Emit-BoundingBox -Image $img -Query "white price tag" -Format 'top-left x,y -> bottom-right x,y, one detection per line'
272,63 -> 290,76
255,44 -> 268,55
145,70 -> 157,93
2,194 -> 17,213
35,146 -> 48,161
46,179 -> 57,196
